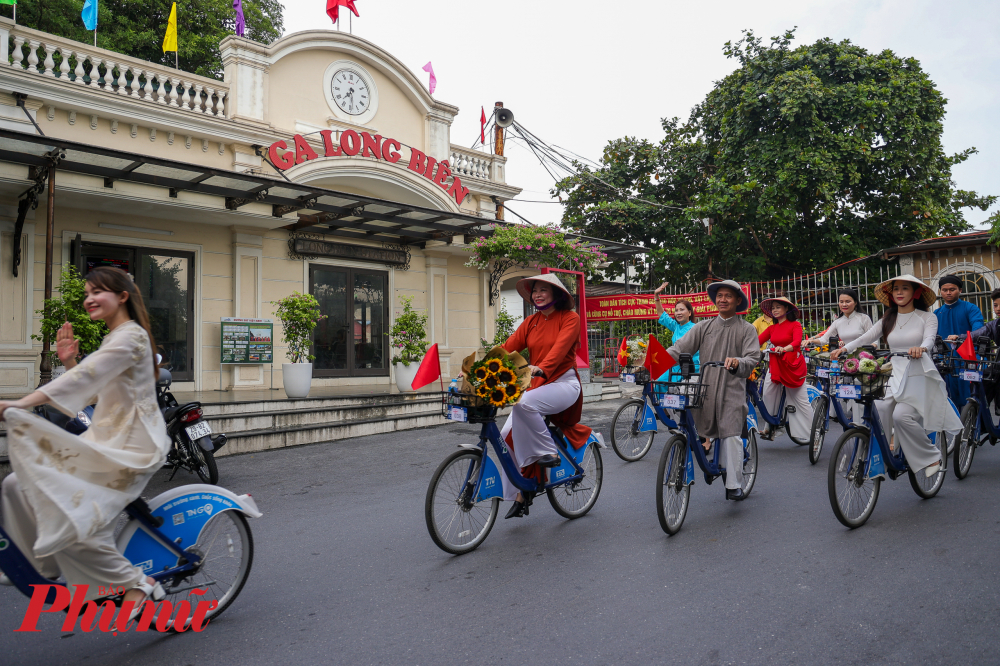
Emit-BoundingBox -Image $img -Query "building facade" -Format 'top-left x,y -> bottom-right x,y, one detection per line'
0,20 -> 524,395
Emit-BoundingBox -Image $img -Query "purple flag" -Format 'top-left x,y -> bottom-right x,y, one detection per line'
234,0 -> 246,36
422,62 -> 436,95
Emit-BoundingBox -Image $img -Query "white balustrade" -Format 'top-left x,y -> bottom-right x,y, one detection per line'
449,147 -> 499,182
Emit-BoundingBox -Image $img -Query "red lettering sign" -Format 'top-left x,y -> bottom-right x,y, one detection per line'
583,286 -> 750,321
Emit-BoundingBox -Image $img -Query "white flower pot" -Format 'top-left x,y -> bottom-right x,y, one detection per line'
394,362 -> 420,393
282,363 -> 313,399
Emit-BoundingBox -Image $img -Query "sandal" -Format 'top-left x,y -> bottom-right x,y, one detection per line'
126,578 -> 166,621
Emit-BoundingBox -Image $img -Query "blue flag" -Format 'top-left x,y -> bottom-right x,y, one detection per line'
81,0 -> 98,31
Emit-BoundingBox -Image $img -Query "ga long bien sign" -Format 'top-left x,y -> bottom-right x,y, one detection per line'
267,132 -> 471,206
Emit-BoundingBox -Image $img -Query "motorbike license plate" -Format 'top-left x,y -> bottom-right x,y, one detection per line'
837,385 -> 860,399
661,394 -> 686,409
185,421 -> 212,440
447,406 -> 468,422
962,370 -> 982,382
622,374 -> 636,383
816,368 -> 829,378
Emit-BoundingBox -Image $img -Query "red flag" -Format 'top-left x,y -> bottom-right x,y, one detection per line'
326,0 -> 359,23
643,334 -> 676,379
957,332 -> 976,362
411,343 -> 441,390
480,107 -> 487,145
616,337 -> 629,365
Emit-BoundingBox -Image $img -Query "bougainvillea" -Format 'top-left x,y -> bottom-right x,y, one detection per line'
465,224 -> 608,275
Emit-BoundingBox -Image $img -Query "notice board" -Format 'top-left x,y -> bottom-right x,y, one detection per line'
221,318 -> 274,364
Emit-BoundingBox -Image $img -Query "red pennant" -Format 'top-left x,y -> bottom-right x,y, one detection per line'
616,336 -> 629,366
957,332 -> 976,362
480,107 -> 487,145
643,334 -> 676,379
410,343 -> 441,390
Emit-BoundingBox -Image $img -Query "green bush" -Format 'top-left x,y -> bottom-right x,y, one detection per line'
32,265 -> 107,365
271,292 -> 326,364
481,302 -> 519,351
390,296 -> 429,366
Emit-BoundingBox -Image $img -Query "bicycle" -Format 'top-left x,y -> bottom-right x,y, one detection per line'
804,350 -> 853,465
609,365 -> 679,462
827,351 -> 950,528
425,391 -> 605,555
745,348 -> 822,447
655,359 -> 759,535
945,338 -> 1000,479
0,483 -> 259,627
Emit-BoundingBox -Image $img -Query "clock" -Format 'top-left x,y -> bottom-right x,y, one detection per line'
330,68 -> 372,116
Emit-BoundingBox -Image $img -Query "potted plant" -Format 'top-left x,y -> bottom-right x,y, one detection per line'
33,265 -> 108,379
390,296 -> 429,392
271,291 -> 326,399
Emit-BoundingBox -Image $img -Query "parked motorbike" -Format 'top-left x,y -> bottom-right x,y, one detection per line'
156,367 -> 226,485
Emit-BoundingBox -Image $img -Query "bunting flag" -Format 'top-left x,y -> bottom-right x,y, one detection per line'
162,3 -> 178,53
644,334 -> 676,379
81,0 -> 98,31
480,107 -> 487,144
411,343 -> 441,390
422,62 -> 436,95
0,0 -> 16,6
326,0 -> 360,23
957,331 -> 977,362
233,0 -> 245,36
616,336 -> 628,366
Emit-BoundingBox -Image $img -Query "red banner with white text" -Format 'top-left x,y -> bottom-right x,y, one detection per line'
584,286 -> 750,321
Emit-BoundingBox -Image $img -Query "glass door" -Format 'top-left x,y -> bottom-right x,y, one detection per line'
310,264 -> 389,377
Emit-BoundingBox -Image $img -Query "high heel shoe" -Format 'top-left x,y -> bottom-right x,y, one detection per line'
126,578 -> 167,622
505,500 -> 527,519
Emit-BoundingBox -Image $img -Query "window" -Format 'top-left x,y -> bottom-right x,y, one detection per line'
309,264 -> 389,377
77,243 -> 195,381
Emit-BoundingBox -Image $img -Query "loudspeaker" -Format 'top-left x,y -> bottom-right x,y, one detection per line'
495,108 -> 514,128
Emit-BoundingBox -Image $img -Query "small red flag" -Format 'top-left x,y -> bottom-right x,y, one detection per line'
480,107 -> 487,145
411,343 -> 441,390
644,334 -> 676,379
957,331 -> 977,362
616,337 -> 629,365
326,0 -> 359,23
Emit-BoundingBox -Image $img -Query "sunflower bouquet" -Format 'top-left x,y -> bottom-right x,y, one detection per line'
461,346 -> 532,409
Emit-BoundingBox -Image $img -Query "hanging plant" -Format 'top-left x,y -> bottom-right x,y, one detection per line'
465,224 -> 608,275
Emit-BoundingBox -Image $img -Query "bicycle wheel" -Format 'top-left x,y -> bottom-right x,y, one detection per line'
189,439 -> 219,485
548,445 -> 603,519
808,396 -> 829,465
740,430 -> 758,497
425,449 -> 499,555
159,510 -> 254,628
610,399 -> 655,462
953,402 -> 978,480
908,431 -> 947,498
828,428 -> 880,528
656,435 -> 690,535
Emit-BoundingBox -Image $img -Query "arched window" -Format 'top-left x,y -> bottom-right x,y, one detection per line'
933,262 -> 999,320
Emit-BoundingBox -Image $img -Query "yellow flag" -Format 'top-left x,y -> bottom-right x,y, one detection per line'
162,3 -> 177,53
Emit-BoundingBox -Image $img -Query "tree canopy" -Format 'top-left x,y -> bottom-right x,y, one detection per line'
556,29 -> 996,283
7,0 -> 283,80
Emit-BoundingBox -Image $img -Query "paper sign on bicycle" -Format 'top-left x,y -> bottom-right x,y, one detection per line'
661,394 -> 687,409
837,385 -> 860,399
622,374 -> 635,383
962,370 -> 982,382
816,368 -> 829,378
447,406 -> 468,422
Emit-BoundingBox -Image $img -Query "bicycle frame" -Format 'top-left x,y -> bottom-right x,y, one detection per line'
961,376 -> 1000,441
815,370 -> 853,432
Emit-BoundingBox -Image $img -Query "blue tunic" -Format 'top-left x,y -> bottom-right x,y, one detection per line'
935,299 -> 985,406
657,312 -> 698,381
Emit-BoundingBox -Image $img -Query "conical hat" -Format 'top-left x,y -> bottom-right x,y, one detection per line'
874,274 -> 936,308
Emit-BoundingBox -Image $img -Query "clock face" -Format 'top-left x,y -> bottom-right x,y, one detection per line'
330,69 -> 371,116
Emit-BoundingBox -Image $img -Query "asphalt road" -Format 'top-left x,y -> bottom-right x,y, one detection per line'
2,397 -> 999,665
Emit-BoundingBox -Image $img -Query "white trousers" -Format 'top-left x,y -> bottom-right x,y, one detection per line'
719,436 -> 745,490
874,398 -> 943,472
499,369 -> 580,501
763,376 -> 813,442
1,474 -> 144,601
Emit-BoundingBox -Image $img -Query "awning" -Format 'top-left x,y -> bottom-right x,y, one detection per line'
0,127 -> 647,260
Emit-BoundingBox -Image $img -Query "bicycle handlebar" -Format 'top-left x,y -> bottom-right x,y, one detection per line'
700,361 -> 738,375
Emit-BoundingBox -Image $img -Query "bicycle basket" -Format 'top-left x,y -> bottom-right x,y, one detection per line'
649,380 -> 709,409
806,354 -> 836,380
619,365 -> 651,385
946,355 -> 996,383
751,357 -> 769,391
834,371 -> 890,402
441,391 -> 498,423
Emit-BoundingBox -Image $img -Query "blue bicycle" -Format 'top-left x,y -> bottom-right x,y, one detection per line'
0,484 -> 260,626
426,392 -> 604,555
655,360 -> 759,535
610,366 -> 679,462
827,351 -> 950,528
804,350 -> 853,465
947,337 -> 1000,479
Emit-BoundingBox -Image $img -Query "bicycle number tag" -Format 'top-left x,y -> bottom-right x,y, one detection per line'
816,368 -> 829,378
661,394 -> 686,409
447,406 -> 468,422
837,385 -> 860,399
622,373 -> 635,383
962,370 -> 982,382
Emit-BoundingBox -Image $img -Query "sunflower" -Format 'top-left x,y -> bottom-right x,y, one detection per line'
485,359 -> 502,373
488,389 -> 507,406
475,383 -> 491,398
485,375 -> 499,389
496,368 -> 515,384
504,384 -> 521,398
473,366 -> 488,380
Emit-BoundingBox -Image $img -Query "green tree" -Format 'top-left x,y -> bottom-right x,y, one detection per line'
8,0 -> 283,80
559,29 -> 996,281
32,265 -> 108,364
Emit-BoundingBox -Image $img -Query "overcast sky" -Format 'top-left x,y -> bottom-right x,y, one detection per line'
284,0 -> 999,233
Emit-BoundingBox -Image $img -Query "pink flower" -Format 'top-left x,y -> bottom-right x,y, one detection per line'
843,358 -> 860,374
526,245 -> 531,250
